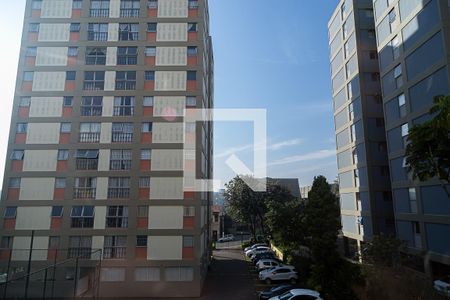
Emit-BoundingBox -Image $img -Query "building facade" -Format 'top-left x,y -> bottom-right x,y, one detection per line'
328,0 -> 395,253
373,0 -> 450,275
0,0 -> 213,298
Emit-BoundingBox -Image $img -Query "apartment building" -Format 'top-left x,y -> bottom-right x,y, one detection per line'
328,0 -> 395,254
373,0 -> 450,275
0,0 -> 214,298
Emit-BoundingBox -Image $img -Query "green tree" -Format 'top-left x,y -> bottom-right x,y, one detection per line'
361,235 -> 404,267
405,95 -> 450,198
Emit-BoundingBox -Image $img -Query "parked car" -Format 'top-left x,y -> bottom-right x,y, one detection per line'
244,243 -> 267,252
258,284 -> 294,300
269,289 -> 323,300
245,246 -> 271,257
259,266 -> 298,284
434,275 -> 450,296
217,234 -> 234,243
256,259 -> 285,271
252,252 -> 279,264
248,248 -> 273,258
255,256 -> 283,266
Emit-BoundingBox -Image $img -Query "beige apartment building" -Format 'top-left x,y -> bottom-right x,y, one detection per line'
0,0 -> 214,298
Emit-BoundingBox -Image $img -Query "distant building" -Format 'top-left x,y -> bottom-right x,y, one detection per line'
267,178 -> 301,198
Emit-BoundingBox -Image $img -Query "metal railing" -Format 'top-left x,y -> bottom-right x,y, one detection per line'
107,188 -> 130,199
90,9 -> 109,17
79,132 -> 101,143
87,32 -> 108,41
83,82 -> 105,91
103,247 -> 126,259
73,188 -> 96,199
120,8 -> 140,17
111,132 -> 133,142
115,81 -> 136,90
76,159 -> 99,170
109,160 -> 132,170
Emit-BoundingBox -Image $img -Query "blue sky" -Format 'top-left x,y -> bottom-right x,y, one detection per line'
0,0 -> 339,188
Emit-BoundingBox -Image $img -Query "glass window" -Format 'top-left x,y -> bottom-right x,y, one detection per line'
186,96 -> 196,107
73,0 -> 83,9
187,46 -> 197,56
139,177 -> 150,188
147,23 -> 157,32
136,235 -> 147,247
145,46 -> 156,57
23,72 -> 34,81
32,0 -> 42,9
141,149 -> 151,160
188,23 -> 197,32
61,123 -> 72,133
29,23 -> 40,32
66,71 -> 76,80
16,123 -> 28,133
143,96 -> 153,107
117,46 -> 138,65
187,71 -> 196,80
9,178 -> 21,188
10,150 -> 24,160
183,236 -> 194,248
26,47 -> 37,57
51,206 -> 63,217
401,123 -> 409,137
58,150 -> 69,160
145,71 -> 155,81
119,23 -> 139,41
64,96 -> 73,107
55,178 -> 66,188
19,97 -> 31,107
142,122 -> 152,132
85,47 -> 106,65
70,23 -> 81,32
68,47 -> 78,57
4,207 -> 17,219
138,206 -> 148,217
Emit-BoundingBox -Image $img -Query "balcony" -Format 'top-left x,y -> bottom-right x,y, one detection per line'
83,82 -> 104,91
110,160 -> 132,170
87,32 -> 108,41
120,9 -> 140,17
73,188 -> 96,199
103,247 -> 126,259
76,159 -> 99,170
81,107 -> 103,116
107,188 -> 130,199
70,217 -> 94,228
68,247 -> 93,259
115,81 -> 136,90
79,132 -> 101,143
106,217 -> 129,228
113,107 -> 134,116
117,56 -> 137,65
90,9 -> 110,17
112,132 -> 133,143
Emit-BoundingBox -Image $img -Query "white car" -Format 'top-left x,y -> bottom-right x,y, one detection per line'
434,276 -> 450,296
256,259 -> 285,271
259,266 -> 298,284
244,243 -> 267,252
245,246 -> 271,257
217,234 -> 234,243
269,289 -> 323,300
248,248 -> 273,259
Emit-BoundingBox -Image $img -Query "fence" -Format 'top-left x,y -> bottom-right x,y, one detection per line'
0,248 -> 102,299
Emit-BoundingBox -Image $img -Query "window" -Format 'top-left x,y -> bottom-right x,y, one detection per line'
74,177 -> 97,198
136,236 -> 147,247
55,178 -> 66,188
16,123 -> 28,133
51,206 -> 63,217
90,0 -> 110,17
186,96 -> 196,107
20,97 -> 31,107
84,71 -> 105,90
183,236 -> 194,248
68,47 -> 78,57
108,177 -> 130,198
165,267 -> 194,282
388,8 -> 397,31
23,71 -> 34,81
147,0 -> 157,9
60,123 -> 72,133
143,96 -> 153,107
398,94 -> 406,117
144,47 -> 156,57
75,149 -> 99,170
110,150 -> 132,170
26,47 -> 37,57
68,236 -> 92,258
119,23 -> 139,41
9,178 -> 21,188
64,96 -> 73,107
409,187 -> 417,213
72,0 -> 82,9
4,207 -> 17,219
32,0 -> 42,9
391,35 -> 400,59
115,71 -> 136,90
70,23 -> 81,32
187,71 -> 197,80
394,64 -> 403,88
104,236 -> 127,259
141,149 -> 151,160
141,122 -> 152,133
81,97 -> 103,116
188,23 -> 197,32
354,169 -> 360,187
29,23 -> 39,32
106,206 -> 129,228
85,47 -> 106,65
352,148 -> 358,164
112,123 -> 134,142
49,236 -> 60,249
139,177 -> 150,188
184,206 -> 195,217
58,150 -> 69,160
10,150 -> 24,160
117,47 -> 138,65
147,23 -> 157,32
350,124 -> 356,142
66,71 -> 76,81
137,206 -> 148,217
401,123 -> 409,137
187,46 -> 197,56
144,71 -> 155,81
70,206 -> 95,228
375,118 -> 385,127
1,237 -> 13,249
188,0 -> 198,9
87,23 -> 108,41
114,96 -> 135,116
120,0 -> 140,17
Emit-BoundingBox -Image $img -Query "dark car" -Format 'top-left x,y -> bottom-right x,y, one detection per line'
252,252 -> 279,264
259,284 -> 294,300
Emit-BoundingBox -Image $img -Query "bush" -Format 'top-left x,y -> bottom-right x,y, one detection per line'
241,241 -> 252,250
286,253 -> 312,284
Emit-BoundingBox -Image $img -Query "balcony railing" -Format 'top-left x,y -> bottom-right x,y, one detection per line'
118,32 -> 139,41
120,8 -> 140,17
68,247 -> 93,259
110,160 -> 132,170
107,188 -> 130,199
79,132 -> 101,143
88,31 -> 108,41
81,107 -> 103,116
103,247 -> 126,259
70,217 -> 94,228
90,8 -> 110,17
83,82 -> 104,91
73,188 -> 96,199
76,159 -> 99,170
106,217 -> 129,228
117,56 -> 137,65
113,107 -> 134,116
112,132 -> 133,143
115,81 -> 136,90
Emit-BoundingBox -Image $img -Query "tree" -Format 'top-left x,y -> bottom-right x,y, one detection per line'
405,95 -> 450,198
304,176 -> 355,299
361,235 -> 404,267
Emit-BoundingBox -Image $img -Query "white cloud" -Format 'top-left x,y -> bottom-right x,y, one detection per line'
269,149 -> 336,166
215,138 -> 303,159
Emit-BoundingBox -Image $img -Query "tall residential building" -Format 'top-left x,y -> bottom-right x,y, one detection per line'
373,0 -> 450,275
328,0 -> 395,253
0,0 -> 213,298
